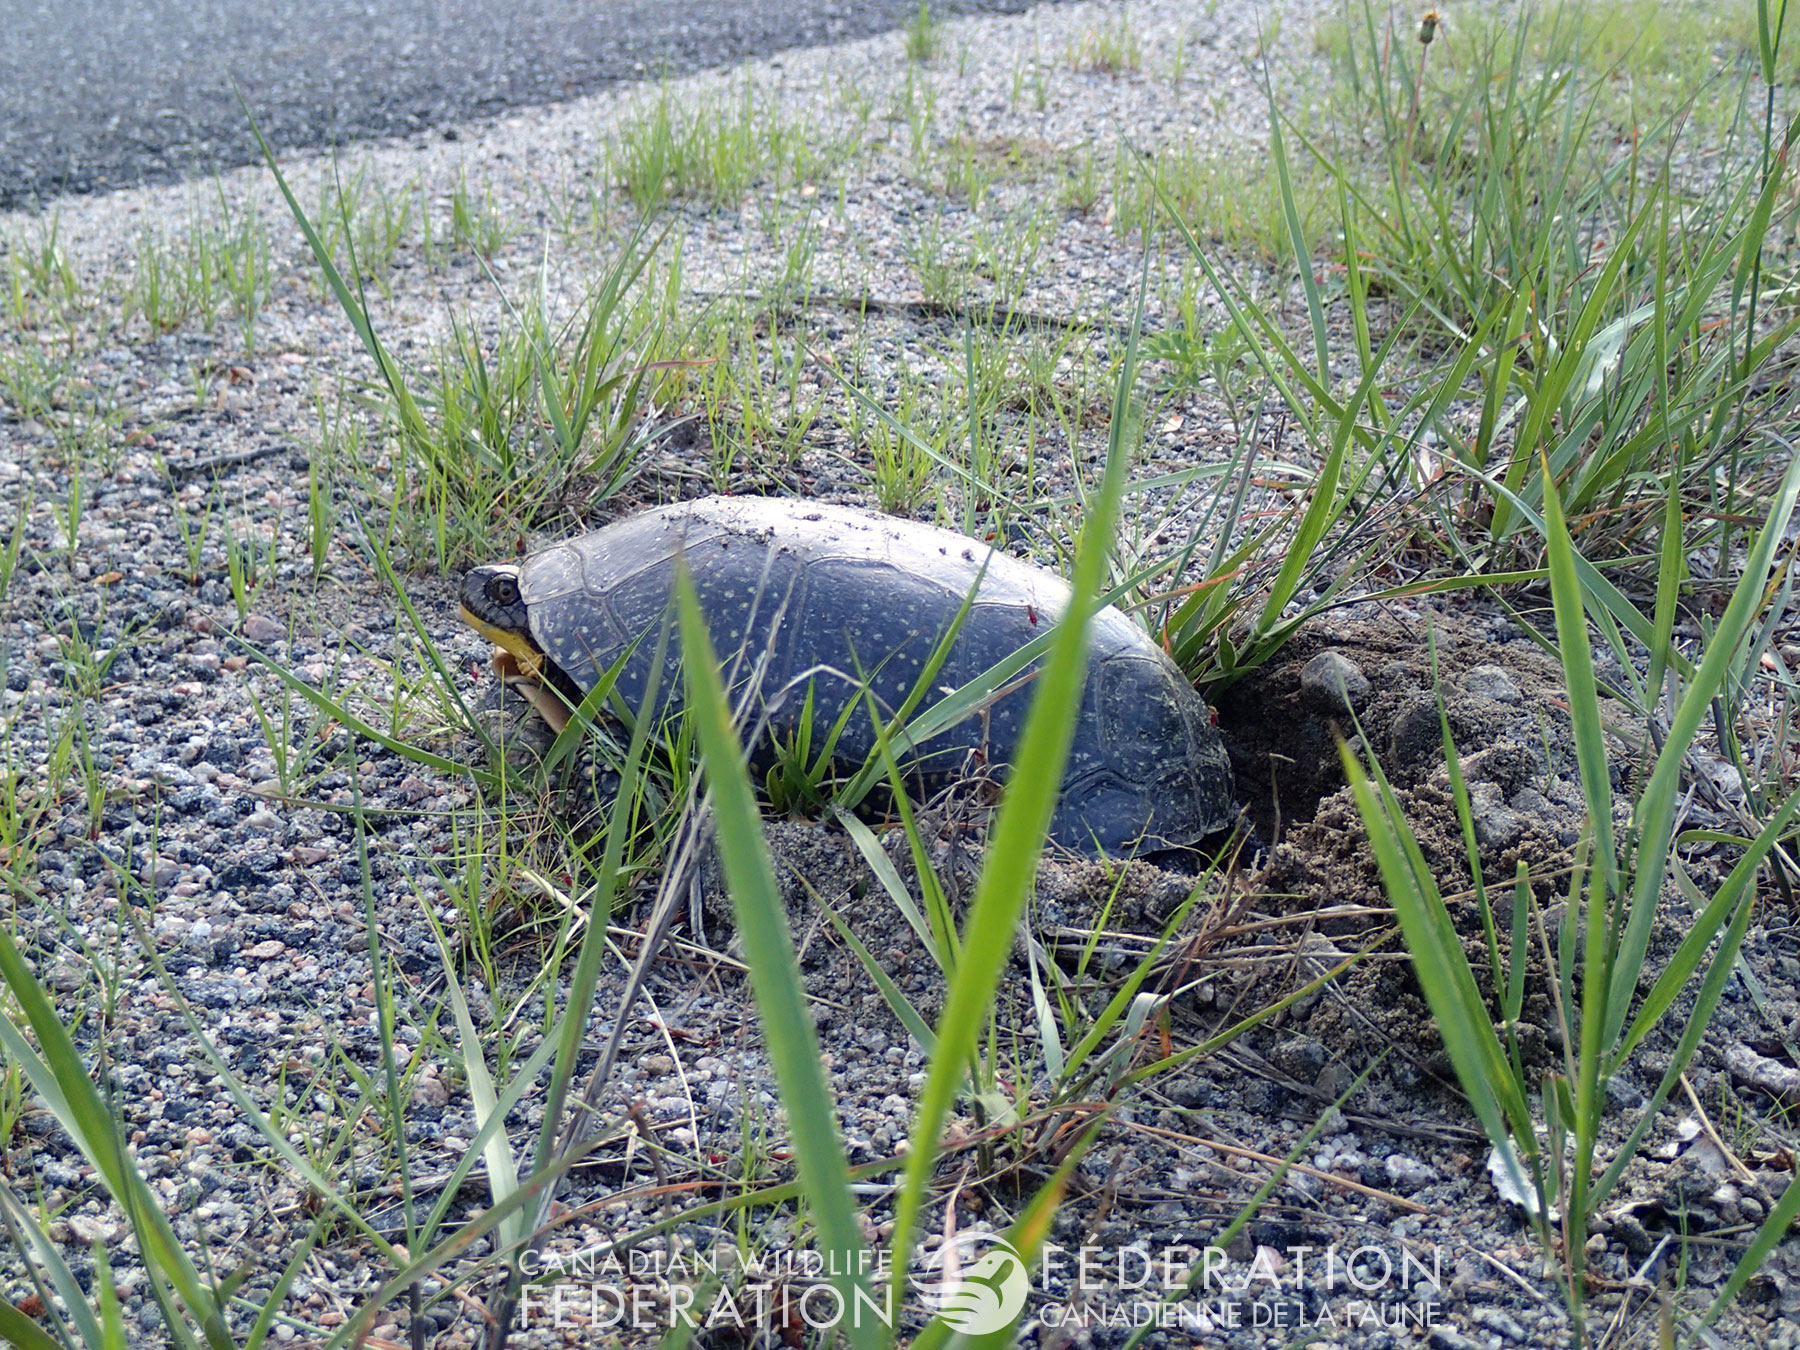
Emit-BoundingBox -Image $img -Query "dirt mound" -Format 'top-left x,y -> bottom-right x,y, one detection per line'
1214,598 -> 1598,1066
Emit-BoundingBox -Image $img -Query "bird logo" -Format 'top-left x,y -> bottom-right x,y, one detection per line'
912,1233 -> 1030,1335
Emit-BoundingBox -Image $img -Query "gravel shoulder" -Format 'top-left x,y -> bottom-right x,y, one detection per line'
3,2 -> 1798,1347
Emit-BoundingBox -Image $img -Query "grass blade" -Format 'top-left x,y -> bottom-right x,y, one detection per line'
884,264 -> 1139,1325
676,566 -> 877,1347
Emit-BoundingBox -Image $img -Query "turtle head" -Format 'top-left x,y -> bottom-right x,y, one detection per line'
459,564 -> 544,677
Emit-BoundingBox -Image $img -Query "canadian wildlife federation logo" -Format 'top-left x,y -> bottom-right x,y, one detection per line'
911,1233 -> 1031,1335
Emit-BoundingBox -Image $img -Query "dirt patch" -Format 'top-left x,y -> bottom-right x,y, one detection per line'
1207,599 -> 1596,1074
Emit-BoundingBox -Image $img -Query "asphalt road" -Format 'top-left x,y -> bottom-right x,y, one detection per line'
0,0 -> 1039,209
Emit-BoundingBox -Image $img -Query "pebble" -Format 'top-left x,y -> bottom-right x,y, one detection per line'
1300,650 -> 1371,712
1467,781 -> 1523,850
1383,1154 -> 1437,1192
1463,664 -> 1523,704
1267,1036 -> 1329,1084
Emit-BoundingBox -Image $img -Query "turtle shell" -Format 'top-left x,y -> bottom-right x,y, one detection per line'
510,496 -> 1234,852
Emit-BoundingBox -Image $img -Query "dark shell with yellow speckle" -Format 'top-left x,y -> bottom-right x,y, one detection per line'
503,496 -> 1234,853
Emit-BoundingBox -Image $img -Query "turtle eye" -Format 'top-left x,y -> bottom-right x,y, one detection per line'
489,575 -> 521,608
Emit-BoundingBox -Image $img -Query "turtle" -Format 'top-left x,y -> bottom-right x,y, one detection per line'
459,495 -> 1235,853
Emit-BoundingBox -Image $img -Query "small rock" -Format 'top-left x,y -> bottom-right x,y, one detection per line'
1315,1062 -> 1354,1101
1387,695 -> 1442,766
1468,782 -> 1522,850
411,1073 -> 451,1108
1300,651 -> 1370,712
245,940 -> 286,960
1383,1153 -> 1437,1192
1267,1037 -> 1328,1084
1428,1326 -> 1482,1350
1469,1306 -> 1528,1342
67,1214 -> 117,1244
140,855 -> 183,888
1727,1043 -> 1800,1100
241,615 -> 285,645
1377,660 -> 1413,689
1462,664 -> 1522,704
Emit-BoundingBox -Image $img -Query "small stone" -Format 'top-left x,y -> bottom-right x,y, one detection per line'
1463,664 -> 1522,704
1469,1307 -> 1528,1342
67,1214 -> 117,1244
1468,782 -> 1522,850
140,855 -> 183,888
241,615 -> 285,645
245,940 -> 286,960
1267,1037 -> 1328,1084
1383,1154 -> 1437,1192
1315,1062 -> 1354,1100
1300,651 -> 1370,712
1387,695 -> 1442,765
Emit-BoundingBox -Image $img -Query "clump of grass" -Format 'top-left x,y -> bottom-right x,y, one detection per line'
904,0 -> 941,64
1152,0 -> 1800,690
447,167 -> 513,258
311,161 -> 422,288
613,86 -> 838,211
1347,450 -> 1800,1343
246,112 -> 683,571
120,187 -> 270,345
1057,143 -> 1101,213
1068,9 -> 1142,74
1113,141 -> 1329,263
2,214 -> 85,330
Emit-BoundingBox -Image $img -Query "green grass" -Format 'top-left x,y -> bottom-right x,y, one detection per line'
1113,140 -> 1331,263
1068,8 -> 1142,74
121,187 -> 271,345
613,85 -> 843,211
904,0 -> 941,65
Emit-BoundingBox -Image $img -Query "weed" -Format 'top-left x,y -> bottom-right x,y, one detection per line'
858,385 -> 937,514
0,481 -> 29,603
253,111 -> 681,569
966,205 -> 1055,307
906,212 -> 965,306
304,396 -> 356,581
2,214 -> 83,328
1115,141 -> 1327,263
0,338 -> 72,422
891,66 -> 940,163
1058,143 -> 1102,213
614,86 -> 836,211
449,167 -> 512,258
1069,9 -> 1142,74
905,0 -> 940,64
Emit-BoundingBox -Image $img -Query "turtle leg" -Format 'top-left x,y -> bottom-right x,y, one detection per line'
491,649 -> 572,735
